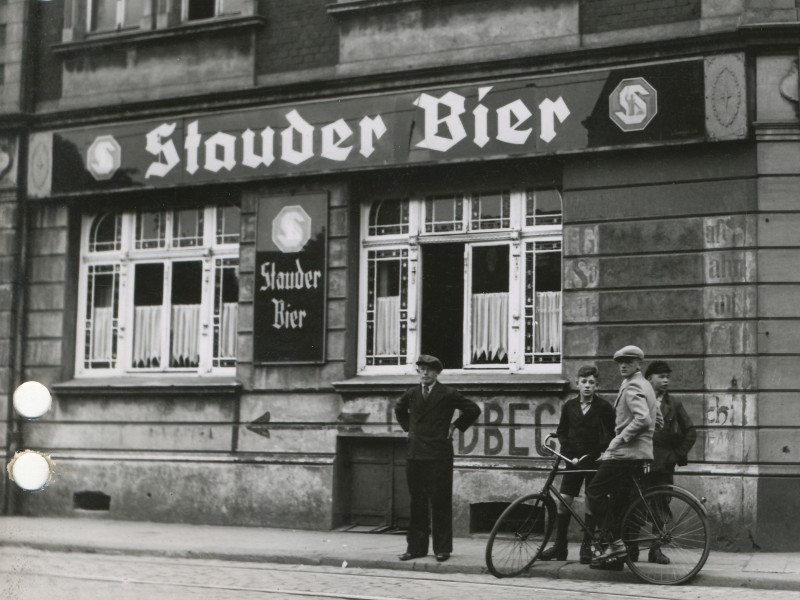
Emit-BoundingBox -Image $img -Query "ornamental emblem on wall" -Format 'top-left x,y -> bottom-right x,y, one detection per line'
272,205 -> 312,253
609,77 -> 658,132
86,135 -> 121,181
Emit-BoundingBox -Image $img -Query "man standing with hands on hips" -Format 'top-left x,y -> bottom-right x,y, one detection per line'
394,355 -> 481,563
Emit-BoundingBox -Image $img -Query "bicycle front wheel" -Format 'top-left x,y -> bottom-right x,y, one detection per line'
621,487 -> 710,585
485,493 -> 554,578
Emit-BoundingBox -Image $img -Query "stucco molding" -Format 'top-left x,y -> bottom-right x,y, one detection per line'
326,0 -> 422,17
53,377 -> 242,398
333,374 -> 569,395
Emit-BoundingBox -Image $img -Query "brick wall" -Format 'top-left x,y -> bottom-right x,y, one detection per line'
256,0 -> 338,75
580,0 -> 700,34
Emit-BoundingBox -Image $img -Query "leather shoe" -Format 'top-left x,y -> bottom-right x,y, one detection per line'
398,552 -> 426,561
590,539 -> 627,565
539,544 -> 568,561
648,548 -> 670,564
435,553 -> 450,562
589,558 -> 624,571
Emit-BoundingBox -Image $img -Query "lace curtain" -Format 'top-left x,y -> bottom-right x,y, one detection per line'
375,296 -> 400,355
171,304 -> 201,366
133,306 -> 162,366
218,302 -> 238,358
471,292 -> 508,361
91,307 -> 113,360
535,291 -> 561,354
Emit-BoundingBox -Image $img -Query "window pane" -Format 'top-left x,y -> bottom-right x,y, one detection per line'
132,263 -> 164,368
470,245 -> 509,364
89,213 -> 121,252
187,0 -> 216,20
173,209 -> 204,247
526,189 -> 562,227
368,199 -> 409,236
213,258 -> 238,367
123,0 -> 145,27
220,0 -> 246,15
136,211 -> 166,249
170,261 -> 203,368
425,195 -> 463,233
525,242 -> 562,364
471,191 -> 510,230
216,206 -> 240,244
366,249 -> 407,366
420,243 -> 463,368
91,0 -> 117,30
84,265 -> 119,369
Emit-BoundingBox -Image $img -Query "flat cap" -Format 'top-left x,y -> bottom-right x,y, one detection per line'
645,360 -> 672,379
613,345 -> 645,362
416,354 -> 443,372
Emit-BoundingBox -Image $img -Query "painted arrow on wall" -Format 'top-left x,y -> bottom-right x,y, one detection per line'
246,411 -> 271,438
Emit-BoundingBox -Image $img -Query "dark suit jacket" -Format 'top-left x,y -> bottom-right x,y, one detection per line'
394,382 -> 481,460
652,392 -> 697,471
556,394 -> 616,460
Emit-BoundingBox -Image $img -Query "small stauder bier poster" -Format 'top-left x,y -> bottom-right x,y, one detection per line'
254,193 -> 327,363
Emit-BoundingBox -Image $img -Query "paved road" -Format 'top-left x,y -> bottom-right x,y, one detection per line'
1,547 -> 797,600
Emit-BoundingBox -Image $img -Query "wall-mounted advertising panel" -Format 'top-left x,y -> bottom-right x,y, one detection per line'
254,193 -> 327,364
27,59 -> 731,199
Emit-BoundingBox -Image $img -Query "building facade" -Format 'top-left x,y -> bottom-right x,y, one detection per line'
2,0 -> 800,550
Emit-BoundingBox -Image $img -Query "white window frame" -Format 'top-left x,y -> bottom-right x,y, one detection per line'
75,206 -> 239,378
182,0 -> 243,21
358,189 -> 563,375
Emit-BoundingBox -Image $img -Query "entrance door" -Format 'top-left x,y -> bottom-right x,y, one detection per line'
338,437 -> 410,531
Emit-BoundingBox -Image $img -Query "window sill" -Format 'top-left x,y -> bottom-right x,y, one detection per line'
52,15 -> 266,56
326,0 -> 421,17
53,376 -> 242,398
333,373 -> 568,395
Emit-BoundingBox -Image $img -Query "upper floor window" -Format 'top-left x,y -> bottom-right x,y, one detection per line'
359,189 -> 563,374
89,0 -> 145,32
186,0 -> 248,21
77,205 -> 240,377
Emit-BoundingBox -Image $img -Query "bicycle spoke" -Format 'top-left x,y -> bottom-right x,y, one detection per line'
485,494 -> 552,578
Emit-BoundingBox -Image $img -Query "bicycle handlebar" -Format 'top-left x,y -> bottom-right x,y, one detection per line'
541,433 -> 590,466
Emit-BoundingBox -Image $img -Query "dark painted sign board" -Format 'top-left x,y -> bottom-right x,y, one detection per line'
254,193 -> 328,364
29,60 -> 709,198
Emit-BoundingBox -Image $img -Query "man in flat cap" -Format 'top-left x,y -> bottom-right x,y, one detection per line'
394,354 -> 481,563
643,360 -> 697,564
587,345 -> 659,570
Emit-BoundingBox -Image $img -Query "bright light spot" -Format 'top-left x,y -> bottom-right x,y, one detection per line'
7,451 -> 54,492
13,381 -> 52,419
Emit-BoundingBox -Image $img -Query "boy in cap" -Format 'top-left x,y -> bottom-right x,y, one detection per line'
586,345 -> 658,570
644,360 -> 697,564
394,354 -> 481,563
539,365 -> 616,564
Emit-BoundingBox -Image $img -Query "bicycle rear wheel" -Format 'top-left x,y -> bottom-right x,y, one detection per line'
621,487 -> 710,585
485,493 -> 554,578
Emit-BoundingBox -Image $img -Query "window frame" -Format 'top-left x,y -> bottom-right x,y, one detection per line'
75,205 -> 240,378
358,189 -> 563,375
87,0 -> 145,33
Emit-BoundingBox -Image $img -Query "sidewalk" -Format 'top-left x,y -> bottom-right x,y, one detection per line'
1,516 -> 799,590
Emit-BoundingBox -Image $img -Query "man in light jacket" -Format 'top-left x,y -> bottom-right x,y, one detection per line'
586,345 -> 658,570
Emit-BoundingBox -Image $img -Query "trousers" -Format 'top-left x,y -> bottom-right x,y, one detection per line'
586,460 -> 643,540
405,458 -> 453,555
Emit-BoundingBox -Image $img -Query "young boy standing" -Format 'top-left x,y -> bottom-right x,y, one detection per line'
539,365 -> 616,563
644,360 -> 697,565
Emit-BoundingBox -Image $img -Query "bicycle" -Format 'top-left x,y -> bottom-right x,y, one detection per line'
485,434 -> 710,585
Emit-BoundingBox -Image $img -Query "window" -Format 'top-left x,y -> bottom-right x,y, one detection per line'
184,0 -> 248,21
89,0 -> 145,32
359,190 -> 562,373
77,205 -> 240,376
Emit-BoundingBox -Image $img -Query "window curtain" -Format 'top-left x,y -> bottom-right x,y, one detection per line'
219,302 -> 238,358
91,307 -> 113,360
171,304 -> 201,366
471,292 -> 508,361
133,306 -> 162,366
375,296 -> 400,355
535,291 -> 561,353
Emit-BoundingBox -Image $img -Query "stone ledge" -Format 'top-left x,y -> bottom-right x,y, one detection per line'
333,373 -> 568,395
53,377 -> 242,398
